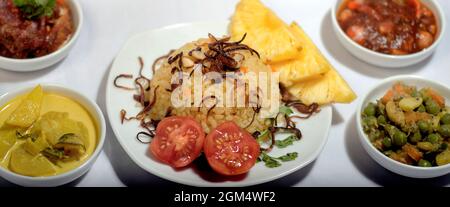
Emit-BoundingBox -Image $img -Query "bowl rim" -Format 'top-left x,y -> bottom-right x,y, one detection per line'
331,0 -> 447,60
0,83 -> 106,183
0,0 -> 84,63
356,75 -> 450,172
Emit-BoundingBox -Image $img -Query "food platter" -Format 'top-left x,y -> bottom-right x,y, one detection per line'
106,22 -> 332,186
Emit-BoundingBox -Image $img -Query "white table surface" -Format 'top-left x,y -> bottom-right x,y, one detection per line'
0,0 -> 449,187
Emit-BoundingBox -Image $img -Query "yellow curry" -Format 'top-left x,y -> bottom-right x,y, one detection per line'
0,85 -> 98,177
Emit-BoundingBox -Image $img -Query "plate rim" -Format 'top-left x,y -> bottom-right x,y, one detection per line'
105,21 -> 332,187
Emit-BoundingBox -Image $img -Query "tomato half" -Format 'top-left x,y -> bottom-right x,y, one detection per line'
150,116 -> 205,168
204,122 -> 260,176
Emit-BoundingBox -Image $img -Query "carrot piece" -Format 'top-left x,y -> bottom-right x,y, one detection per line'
390,151 -> 413,165
57,0 -> 66,4
382,89 -> 394,104
395,82 -> 414,96
347,1 -> 360,10
405,111 -> 431,124
403,144 -> 423,162
382,83 -> 411,104
393,82 -> 405,93
426,88 -> 445,107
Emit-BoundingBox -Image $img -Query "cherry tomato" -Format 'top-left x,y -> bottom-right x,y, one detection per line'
204,122 -> 260,176
150,116 -> 205,168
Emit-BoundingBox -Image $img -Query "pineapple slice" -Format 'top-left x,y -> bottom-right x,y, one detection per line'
6,85 -> 43,128
272,22 -> 330,87
229,0 -> 356,105
288,69 -> 357,105
230,0 -> 302,63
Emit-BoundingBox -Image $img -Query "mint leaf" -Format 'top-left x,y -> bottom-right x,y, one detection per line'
43,0 -> 55,16
13,0 -> 27,6
277,152 -> 298,162
260,152 -> 299,168
36,0 -> 50,5
275,135 -> 299,148
13,0 -> 56,19
261,153 -> 281,168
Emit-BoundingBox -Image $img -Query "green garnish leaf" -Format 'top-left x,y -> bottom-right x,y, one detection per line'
58,133 -> 77,142
16,130 -> 38,141
275,135 -> 299,148
256,129 -> 270,142
277,152 -> 298,162
13,0 -> 56,19
260,152 -> 299,168
42,147 -> 66,160
261,153 -> 281,168
56,133 -> 86,151
279,106 -> 294,116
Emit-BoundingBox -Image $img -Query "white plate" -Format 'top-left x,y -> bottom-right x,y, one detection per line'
106,21 -> 332,187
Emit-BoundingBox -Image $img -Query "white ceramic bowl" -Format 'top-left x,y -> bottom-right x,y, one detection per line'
357,75 -> 450,178
0,84 -> 105,186
332,0 -> 446,68
0,0 -> 83,72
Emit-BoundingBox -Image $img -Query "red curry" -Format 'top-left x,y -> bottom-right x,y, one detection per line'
0,0 -> 73,59
338,0 -> 438,55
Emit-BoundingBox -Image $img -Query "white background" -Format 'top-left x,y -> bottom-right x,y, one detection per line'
0,0 -> 449,187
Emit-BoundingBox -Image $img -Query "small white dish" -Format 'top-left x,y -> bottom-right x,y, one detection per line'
106,21 -> 332,187
331,0 -> 446,68
357,75 -> 450,178
0,84 -> 106,186
0,0 -> 83,72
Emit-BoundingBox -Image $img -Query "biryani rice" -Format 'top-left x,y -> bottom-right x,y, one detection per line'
147,38 -> 275,133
